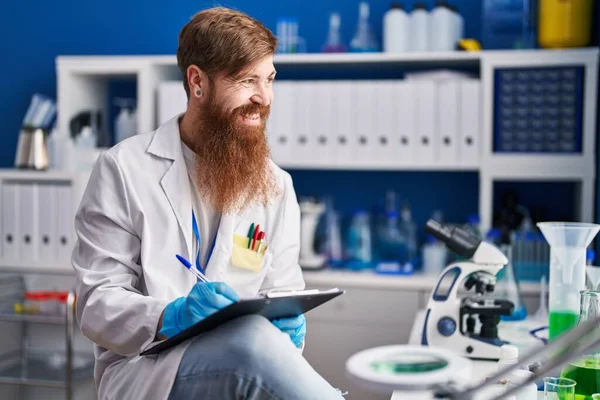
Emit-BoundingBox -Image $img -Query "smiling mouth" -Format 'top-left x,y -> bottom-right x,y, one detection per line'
241,113 -> 260,122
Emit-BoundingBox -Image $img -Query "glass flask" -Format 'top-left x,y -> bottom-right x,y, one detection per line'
560,290 -> 600,399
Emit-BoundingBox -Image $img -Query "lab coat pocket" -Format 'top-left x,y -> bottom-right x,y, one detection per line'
230,234 -> 268,272
221,235 -> 272,297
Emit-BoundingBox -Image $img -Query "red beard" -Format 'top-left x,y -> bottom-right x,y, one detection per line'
189,94 -> 279,214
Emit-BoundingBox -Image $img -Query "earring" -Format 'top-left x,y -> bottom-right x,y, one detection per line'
195,87 -> 203,97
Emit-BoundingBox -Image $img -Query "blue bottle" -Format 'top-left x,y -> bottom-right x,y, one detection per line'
346,210 -> 372,270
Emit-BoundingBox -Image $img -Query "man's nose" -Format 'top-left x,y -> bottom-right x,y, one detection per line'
251,85 -> 271,106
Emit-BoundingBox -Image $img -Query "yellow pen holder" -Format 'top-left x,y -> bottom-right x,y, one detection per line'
231,234 -> 268,273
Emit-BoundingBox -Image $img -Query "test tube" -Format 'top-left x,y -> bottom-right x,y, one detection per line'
510,232 -> 520,279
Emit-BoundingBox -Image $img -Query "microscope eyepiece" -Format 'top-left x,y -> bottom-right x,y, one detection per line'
424,219 -> 481,259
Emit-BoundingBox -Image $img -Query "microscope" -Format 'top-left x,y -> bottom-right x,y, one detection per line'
421,220 -> 514,361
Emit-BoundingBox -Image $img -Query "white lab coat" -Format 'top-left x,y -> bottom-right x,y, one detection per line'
72,115 -> 306,400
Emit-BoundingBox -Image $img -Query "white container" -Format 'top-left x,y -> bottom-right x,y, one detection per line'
383,2 -> 409,53
430,1 -> 457,51
453,5 -> 465,47
410,3 -> 429,51
507,369 -> 538,400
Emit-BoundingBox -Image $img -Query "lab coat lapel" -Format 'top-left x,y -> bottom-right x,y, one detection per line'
160,157 -> 193,262
214,213 -> 236,254
148,114 -> 194,261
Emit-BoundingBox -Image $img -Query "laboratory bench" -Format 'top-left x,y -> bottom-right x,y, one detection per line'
301,269 -> 542,400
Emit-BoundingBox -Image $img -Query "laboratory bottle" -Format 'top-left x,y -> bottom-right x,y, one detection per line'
322,12 -> 347,53
115,107 -> 130,144
399,204 -> 417,267
383,2 -> 409,53
482,0 -> 537,49
538,0 -> 593,48
430,1 -> 458,51
422,235 -> 448,275
497,245 -> 528,321
375,211 -> 405,270
346,210 -> 372,270
410,2 -> 429,52
75,126 -> 97,149
350,2 -> 379,52
560,289 -> 600,398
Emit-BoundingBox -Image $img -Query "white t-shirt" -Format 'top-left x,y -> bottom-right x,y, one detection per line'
181,141 -> 221,270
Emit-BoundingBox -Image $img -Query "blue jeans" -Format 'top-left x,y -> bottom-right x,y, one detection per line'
168,314 -> 345,400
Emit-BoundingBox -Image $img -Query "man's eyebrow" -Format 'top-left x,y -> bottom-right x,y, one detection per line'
245,71 -> 277,79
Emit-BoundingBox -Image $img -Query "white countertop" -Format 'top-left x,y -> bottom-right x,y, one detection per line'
302,268 -> 542,295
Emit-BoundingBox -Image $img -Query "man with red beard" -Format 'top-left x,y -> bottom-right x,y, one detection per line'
72,7 -> 344,400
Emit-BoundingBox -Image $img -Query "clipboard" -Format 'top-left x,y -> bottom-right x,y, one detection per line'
141,288 -> 344,356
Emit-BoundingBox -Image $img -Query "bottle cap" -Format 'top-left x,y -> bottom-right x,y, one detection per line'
413,2 -> 427,10
390,2 -> 404,10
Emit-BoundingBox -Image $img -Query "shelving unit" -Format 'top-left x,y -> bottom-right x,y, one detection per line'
0,290 -> 93,399
46,48 -> 600,274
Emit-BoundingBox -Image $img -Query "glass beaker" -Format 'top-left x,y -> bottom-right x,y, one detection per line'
560,290 -> 600,399
537,222 -> 600,341
544,377 -> 576,400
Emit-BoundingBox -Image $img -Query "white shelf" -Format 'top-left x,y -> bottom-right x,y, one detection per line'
483,155 -> 592,180
279,160 -> 479,171
302,269 -> 542,295
0,262 -> 74,276
0,169 -> 75,182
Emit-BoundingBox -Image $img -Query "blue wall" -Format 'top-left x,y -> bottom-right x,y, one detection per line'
0,0 -> 482,167
0,0 -> 593,249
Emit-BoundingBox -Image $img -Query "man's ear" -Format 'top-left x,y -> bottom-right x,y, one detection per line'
187,65 -> 206,99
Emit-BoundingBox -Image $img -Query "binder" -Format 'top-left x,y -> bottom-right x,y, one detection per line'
459,80 -> 481,166
332,81 -> 355,166
38,184 -> 58,263
374,81 -> 395,165
141,288 -> 344,356
294,81 -> 313,166
56,185 -> 73,263
415,80 -> 438,165
19,183 -> 38,264
1,182 -> 19,262
438,80 -> 460,165
311,81 -> 332,164
355,81 -> 375,164
394,81 -> 417,165
268,81 -> 294,164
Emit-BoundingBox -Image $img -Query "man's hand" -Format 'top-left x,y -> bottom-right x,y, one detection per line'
159,282 -> 239,338
272,314 -> 306,348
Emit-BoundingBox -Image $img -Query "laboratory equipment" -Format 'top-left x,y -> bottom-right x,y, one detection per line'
346,210 -> 372,270
346,297 -> 600,399
538,0 -> 593,48
114,98 -> 137,143
422,235 -> 448,275
322,12 -> 346,53
298,199 -> 327,270
560,289 -> 600,398
321,198 -> 343,267
410,3 -> 429,51
276,18 -> 305,53
383,2 -> 409,53
15,94 -> 56,170
482,0 -> 537,49
538,222 -> 600,341
496,244 -> 528,321
399,203 -> 417,267
544,377 -> 576,400
421,219 -> 513,361
430,2 -> 463,51
530,275 -> 549,323
350,2 -> 378,52
493,65 -> 584,154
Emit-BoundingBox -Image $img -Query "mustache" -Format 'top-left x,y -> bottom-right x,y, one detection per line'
233,103 -> 270,118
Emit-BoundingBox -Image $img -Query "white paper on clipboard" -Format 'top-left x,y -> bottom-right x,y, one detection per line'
262,288 -> 341,299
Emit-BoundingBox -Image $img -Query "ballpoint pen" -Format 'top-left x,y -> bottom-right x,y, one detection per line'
251,224 -> 260,250
255,231 -> 265,257
176,254 -> 208,282
247,223 -> 255,249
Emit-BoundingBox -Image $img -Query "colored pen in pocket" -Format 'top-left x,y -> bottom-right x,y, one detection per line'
255,231 -> 265,257
247,223 -> 255,249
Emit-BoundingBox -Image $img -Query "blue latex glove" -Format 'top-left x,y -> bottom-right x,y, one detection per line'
159,281 -> 239,338
272,314 -> 306,348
